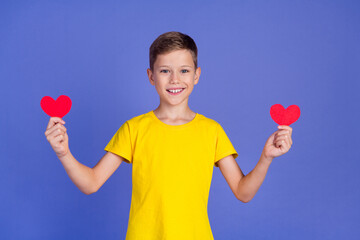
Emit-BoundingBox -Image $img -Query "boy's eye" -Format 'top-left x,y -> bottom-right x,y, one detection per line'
160,69 -> 189,73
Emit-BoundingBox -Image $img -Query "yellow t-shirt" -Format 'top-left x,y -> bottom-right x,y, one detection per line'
104,110 -> 238,240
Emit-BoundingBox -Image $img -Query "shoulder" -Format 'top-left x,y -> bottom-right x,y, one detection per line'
196,113 -> 233,136
196,113 -> 221,131
197,112 -> 220,124
123,111 -> 154,133
126,111 -> 152,124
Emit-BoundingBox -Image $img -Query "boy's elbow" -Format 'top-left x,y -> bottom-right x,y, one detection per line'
85,179 -> 100,195
84,189 -> 96,195
240,197 -> 251,203
236,194 -> 252,203
82,186 -> 98,195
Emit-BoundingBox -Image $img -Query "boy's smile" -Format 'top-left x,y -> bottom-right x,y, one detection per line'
147,49 -> 201,108
166,88 -> 185,95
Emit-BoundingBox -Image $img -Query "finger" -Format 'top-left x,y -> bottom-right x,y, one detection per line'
279,131 -> 293,145
53,134 -> 65,144
281,135 -> 292,150
276,129 -> 290,136
278,131 -> 292,145
46,119 -> 65,137
49,134 -> 63,147
279,125 -> 293,137
280,139 -> 289,152
274,135 -> 289,148
45,122 -> 66,136
275,129 -> 289,136
45,123 -> 59,137
275,135 -> 289,150
283,135 -> 291,147
281,140 -> 291,152
47,127 -> 65,141
46,117 -> 65,130
274,130 -> 281,137
274,135 -> 287,142
278,125 -> 292,132
276,139 -> 285,148
56,123 -> 67,132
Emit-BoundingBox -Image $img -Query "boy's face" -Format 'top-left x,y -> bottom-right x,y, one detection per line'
147,49 -> 201,107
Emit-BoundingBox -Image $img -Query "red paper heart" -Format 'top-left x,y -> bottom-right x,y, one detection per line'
270,104 -> 300,126
40,95 -> 72,118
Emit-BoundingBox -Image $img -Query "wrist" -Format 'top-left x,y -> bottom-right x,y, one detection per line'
261,151 -> 273,163
58,150 -> 72,161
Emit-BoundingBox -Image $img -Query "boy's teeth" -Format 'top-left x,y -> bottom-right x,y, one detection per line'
168,89 -> 183,93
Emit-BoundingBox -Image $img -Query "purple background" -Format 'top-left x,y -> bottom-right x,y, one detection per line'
1,0 -> 359,239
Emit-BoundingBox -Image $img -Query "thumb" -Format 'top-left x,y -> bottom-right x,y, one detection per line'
47,117 -> 65,130
64,131 -> 68,142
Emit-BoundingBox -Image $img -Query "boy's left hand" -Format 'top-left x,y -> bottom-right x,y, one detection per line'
262,125 -> 293,159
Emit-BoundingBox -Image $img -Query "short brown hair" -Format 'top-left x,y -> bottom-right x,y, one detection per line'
149,31 -> 198,71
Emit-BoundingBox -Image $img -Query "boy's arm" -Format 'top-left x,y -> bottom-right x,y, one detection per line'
217,155 -> 245,201
218,125 -> 293,202
91,151 -> 124,193
58,151 -> 98,195
58,151 -> 123,195
217,153 -> 273,203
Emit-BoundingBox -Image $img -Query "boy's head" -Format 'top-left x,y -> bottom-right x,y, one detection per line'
147,31 -> 201,108
149,31 -> 198,71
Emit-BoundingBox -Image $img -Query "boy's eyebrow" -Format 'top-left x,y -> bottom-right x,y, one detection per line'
159,65 -> 193,68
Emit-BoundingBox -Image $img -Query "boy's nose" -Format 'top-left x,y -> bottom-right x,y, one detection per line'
170,72 -> 180,83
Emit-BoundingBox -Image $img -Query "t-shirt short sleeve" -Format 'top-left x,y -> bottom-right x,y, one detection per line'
214,123 -> 238,167
104,121 -> 133,164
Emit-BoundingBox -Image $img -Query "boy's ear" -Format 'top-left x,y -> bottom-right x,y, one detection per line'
194,67 -> 201,85
147,68 -> 155,86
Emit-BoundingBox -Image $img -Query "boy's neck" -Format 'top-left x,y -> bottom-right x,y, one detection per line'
153,104 -> 196,122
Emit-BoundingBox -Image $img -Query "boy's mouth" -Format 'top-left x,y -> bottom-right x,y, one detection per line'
166,88 -> 185,95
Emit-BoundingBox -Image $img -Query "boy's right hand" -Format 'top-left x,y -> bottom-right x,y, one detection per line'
45,117 -> 69,158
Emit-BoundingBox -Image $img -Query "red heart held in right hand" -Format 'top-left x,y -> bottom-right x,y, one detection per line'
270,104 -> 300,126
40,95 -> 72,118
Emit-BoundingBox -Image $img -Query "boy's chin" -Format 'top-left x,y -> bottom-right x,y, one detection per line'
160,96 -> 190,105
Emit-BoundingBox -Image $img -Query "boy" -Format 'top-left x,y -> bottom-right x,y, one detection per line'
45,31 -> 293,239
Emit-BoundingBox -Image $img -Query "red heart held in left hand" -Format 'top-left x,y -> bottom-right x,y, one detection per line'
40,95 -> 72,118
270,104 -> 300,126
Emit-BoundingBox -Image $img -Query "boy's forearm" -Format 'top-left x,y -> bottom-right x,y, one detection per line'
58,151 -> 97,195
237,152 -> 273,202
